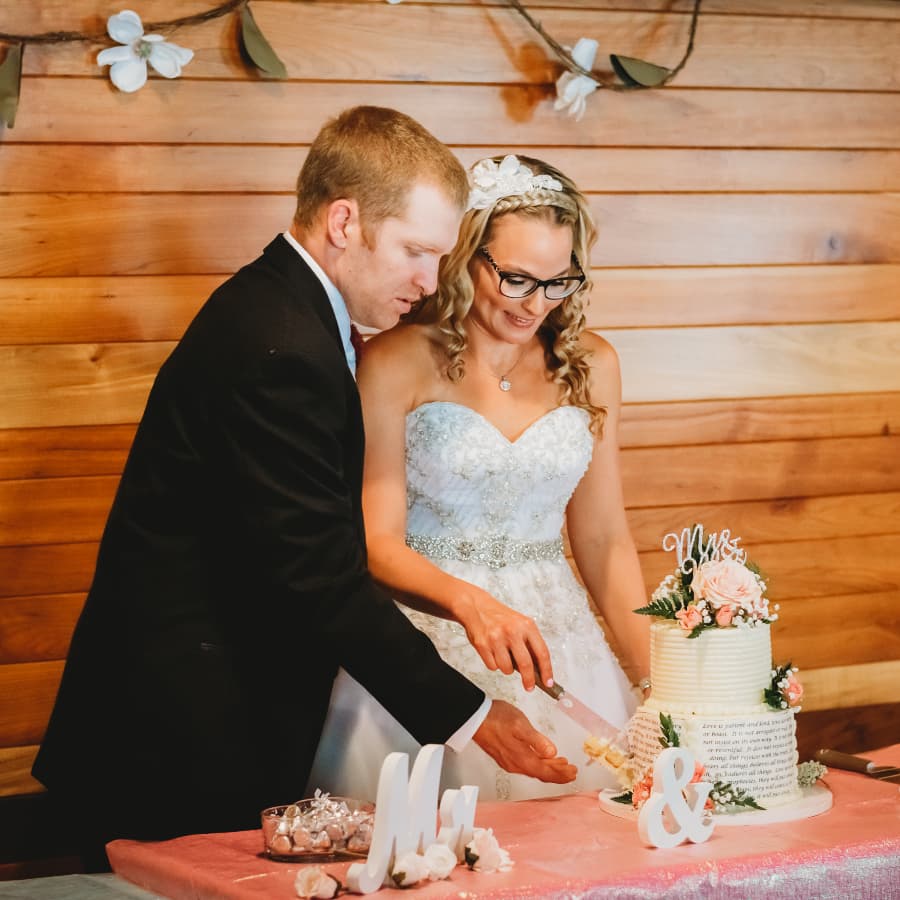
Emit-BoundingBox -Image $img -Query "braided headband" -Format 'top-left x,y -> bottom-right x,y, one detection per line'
466,155 -> 564,212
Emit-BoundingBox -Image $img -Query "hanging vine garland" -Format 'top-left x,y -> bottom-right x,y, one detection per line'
0,0 -> 702,128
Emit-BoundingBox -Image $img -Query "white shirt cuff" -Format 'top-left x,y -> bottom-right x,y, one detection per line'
445,695 -> 492,752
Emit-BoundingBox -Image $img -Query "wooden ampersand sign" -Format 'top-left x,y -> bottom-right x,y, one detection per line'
637,747 -> 715,849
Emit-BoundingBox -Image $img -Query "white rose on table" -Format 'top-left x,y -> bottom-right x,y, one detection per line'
294,866 -> 340,899
391,851 -> 430,887
691,558 -> 766,616
424,842 -> 458,880
464,827 -> 514,873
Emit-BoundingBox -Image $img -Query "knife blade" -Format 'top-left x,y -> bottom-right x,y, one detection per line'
537,680 -> 631,752
815,749 -> 900,782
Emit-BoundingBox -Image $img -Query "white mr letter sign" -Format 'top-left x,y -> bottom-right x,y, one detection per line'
346,745 -> 478,893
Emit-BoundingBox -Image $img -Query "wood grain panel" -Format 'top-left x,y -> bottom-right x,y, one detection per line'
799,659 -> 900,712
772,591 -> 900,670
0,594 -> 82,664
626,492 -> 900,553
2,264 -> 896,348
623,435 -> 900,507
0,476 -> 117,546
3,327 -> 898,429
0,275 -> 218,344
0,661 -> 63,748
0,543 -> 98,599
8,81 -> 900,148
639,534 -> 900,601
587,264 -> 900,329
4,0 -> 898,26
611,323 -> 900,403
3,194 -> 900,278
3,393 -> 895,482
795,703 -> 900,763
0,342 -> 173,430
16,4 -> 900,91
619,392 -> 900,448
0,746 -> 42,798
0,424 -> 135,480
5,147 -> 899,194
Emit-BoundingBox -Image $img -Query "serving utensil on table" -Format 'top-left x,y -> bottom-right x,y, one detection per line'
814,749 -> 900,783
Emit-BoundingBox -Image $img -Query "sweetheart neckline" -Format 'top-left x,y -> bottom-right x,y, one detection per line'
406,400 -> 587,445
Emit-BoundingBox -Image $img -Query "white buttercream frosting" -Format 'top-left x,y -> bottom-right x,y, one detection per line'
628,619 -> 802,808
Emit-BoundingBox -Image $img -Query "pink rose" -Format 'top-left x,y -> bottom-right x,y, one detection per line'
690,760 -> 706,783
632,773 -> 653,808
715,603 -> 736,627
675,604 -> 702,631
692,559 -> 764,614
785,672 -> 803,706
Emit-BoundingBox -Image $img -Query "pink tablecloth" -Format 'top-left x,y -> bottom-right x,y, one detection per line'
108,746 -> 900,900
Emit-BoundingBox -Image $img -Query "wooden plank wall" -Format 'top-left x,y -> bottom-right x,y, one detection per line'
1,0 -> 899,799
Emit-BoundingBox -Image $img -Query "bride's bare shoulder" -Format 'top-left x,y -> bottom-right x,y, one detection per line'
357,323 -> 446,401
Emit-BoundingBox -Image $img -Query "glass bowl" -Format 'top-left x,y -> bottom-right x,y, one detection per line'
261,795 -> 375,862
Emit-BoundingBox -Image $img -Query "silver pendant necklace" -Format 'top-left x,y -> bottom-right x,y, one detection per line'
475,343 -> 531,392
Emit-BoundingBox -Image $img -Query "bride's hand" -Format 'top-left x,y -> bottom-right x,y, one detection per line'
454,586 -> 553,692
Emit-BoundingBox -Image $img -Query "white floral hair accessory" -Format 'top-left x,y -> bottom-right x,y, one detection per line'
466,155 -> 563,211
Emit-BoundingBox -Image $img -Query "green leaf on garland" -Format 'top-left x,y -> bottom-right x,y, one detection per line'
610,54 -> 671,88
239,5 -> 287,79
610,791 -> 633,805
0,43 -> 23,129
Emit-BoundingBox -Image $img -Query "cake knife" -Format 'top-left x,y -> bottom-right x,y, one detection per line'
536,680 -> 631,753
814,749 -> 900,783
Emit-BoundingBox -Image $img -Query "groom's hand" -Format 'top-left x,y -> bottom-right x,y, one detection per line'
472,700 -> 577,784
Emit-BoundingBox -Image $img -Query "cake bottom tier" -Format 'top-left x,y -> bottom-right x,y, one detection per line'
628,705 -> 802,808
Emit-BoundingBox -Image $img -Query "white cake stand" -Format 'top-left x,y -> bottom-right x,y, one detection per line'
597,783 -> 832,826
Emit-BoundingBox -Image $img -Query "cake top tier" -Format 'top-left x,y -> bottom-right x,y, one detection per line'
636,524 -> 777,638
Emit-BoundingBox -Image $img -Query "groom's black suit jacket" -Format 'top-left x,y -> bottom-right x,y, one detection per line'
33,236 -> 483,841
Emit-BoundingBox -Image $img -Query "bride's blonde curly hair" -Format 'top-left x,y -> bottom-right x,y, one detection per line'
408,155 -> 605,433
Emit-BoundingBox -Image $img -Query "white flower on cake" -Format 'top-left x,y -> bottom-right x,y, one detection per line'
295,866 -> 340,899
464,827 -> 514,873
97,10 -> 194,93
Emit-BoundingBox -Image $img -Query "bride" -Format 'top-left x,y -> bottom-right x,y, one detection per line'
307,155 -> 649,801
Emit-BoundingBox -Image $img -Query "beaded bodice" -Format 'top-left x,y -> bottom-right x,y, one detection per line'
404,401 -> 593,543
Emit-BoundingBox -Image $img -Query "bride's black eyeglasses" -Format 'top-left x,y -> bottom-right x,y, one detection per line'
479,247 -> 585,301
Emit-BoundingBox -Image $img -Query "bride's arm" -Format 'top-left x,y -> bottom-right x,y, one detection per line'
565,333 -> 650,688
356,329 -> 554,692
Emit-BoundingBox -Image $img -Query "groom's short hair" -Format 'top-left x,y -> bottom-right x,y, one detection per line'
293,106 -> 468,242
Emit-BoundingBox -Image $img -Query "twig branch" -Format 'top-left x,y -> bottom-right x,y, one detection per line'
0,0 -> 247,44
505,0 -> 702,88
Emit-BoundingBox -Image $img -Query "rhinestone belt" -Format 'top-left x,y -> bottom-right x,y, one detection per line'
406,533 -> 564,569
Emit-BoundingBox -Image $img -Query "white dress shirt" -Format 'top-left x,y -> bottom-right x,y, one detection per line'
281,232 -> 491,750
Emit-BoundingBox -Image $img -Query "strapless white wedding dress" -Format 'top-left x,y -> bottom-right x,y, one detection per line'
306,401 -> 636,801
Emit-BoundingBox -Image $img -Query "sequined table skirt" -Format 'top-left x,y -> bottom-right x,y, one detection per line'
102,744 -> 900,899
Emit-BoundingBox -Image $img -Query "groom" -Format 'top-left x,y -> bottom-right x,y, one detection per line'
32,106 -> 575,868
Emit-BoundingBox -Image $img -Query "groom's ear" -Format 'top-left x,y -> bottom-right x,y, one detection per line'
325,198 -> 359,249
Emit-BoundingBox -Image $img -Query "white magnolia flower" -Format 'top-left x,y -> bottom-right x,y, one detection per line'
97,10 -> 194,93
294,866 -> 340,900
423,842 -> 458,880
465,827 -> 514,874
391,851 -> 429,887
554,37 -> 600,121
